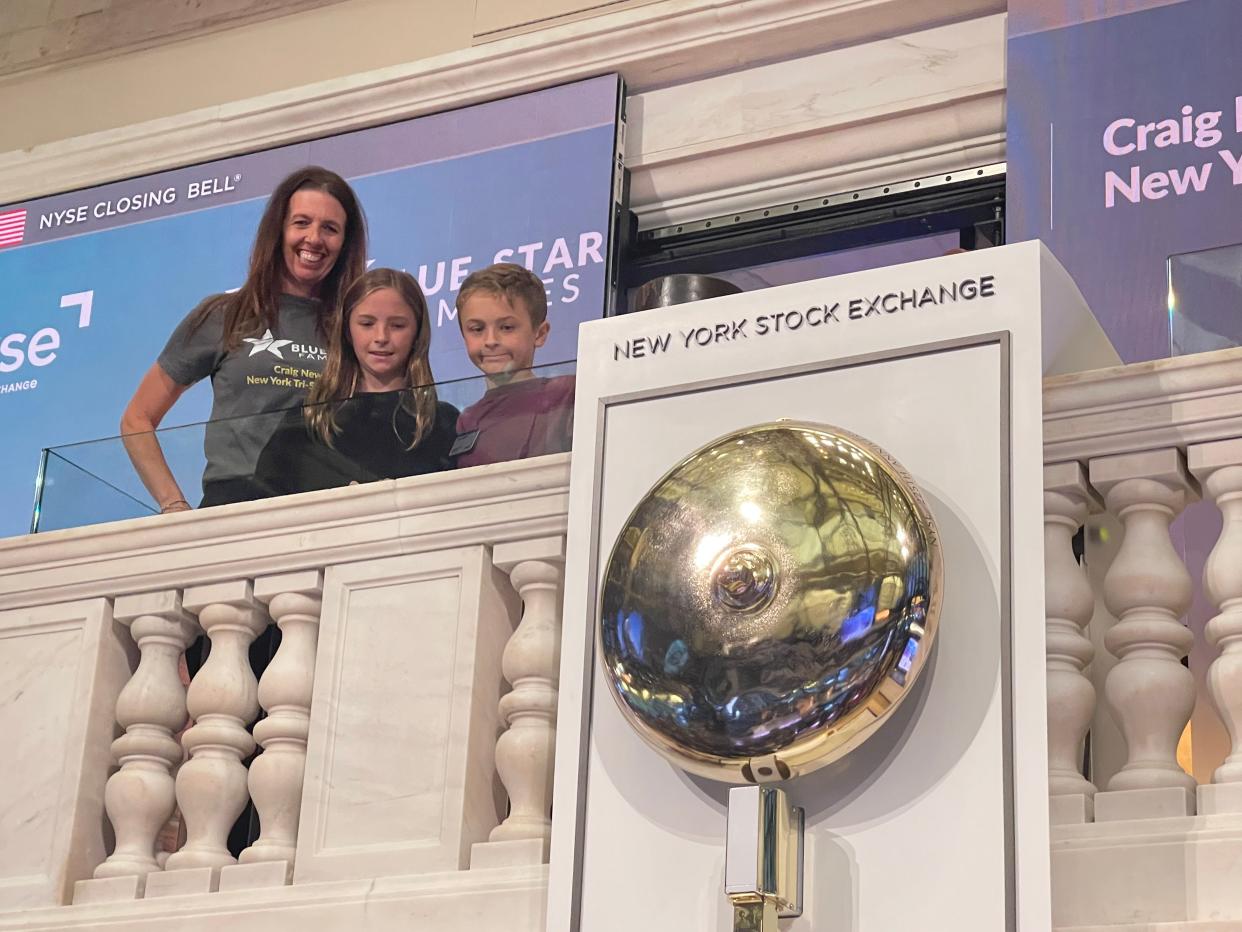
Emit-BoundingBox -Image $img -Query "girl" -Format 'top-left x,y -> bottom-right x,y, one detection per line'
121,166 -> 368,510
256,268 -> 458,490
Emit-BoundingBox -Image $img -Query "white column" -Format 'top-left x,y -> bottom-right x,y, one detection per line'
94,591 -> 198,879
165,580 -> 268,871
1189,440 -> 1242,802
1090,449 -> 1196,795
1044,462 -> 1099,801
489,536 -> 565,848
239,570 -> 323,869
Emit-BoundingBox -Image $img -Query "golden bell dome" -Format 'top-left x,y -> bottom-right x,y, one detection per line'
599,421 -> 943,784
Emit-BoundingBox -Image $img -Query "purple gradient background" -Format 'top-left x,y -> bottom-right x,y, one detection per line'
1007,0 -> 1242,362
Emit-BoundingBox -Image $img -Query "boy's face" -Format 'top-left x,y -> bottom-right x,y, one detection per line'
459,291 -> 550,377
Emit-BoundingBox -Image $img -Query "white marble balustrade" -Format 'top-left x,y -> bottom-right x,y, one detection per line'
1044,347 -> 1242,929
1043,462 -> 1098,825
93,591 -> 198,891
240,570 -> 324,875
0,456 -> 570,932
470,536 -> 566,870
1092,449 -> 1197,814
1190,438 -> 1242,808
163,580 -> 267,882
12,344 -> 1242,932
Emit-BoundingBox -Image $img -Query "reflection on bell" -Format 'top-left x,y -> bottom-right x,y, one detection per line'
598,421 -> 943,784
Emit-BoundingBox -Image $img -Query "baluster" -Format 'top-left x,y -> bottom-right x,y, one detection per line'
489,536 -> 565,850
1045,463 -> 1099,807
94,592 -> 198,880
1189,440 -> 1242,812
164,581 -> 268,871
1090,449 -> 1197,804
239,570 -> 323,869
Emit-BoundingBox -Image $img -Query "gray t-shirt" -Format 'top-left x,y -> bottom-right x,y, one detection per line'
158,293 -> 328,487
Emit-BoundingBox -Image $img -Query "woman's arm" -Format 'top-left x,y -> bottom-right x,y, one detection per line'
121,364 -> 192,512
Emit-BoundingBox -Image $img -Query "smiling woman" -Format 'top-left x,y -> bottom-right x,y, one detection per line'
118,166 -> 368,510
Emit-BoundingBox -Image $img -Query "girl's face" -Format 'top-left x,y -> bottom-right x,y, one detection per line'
348,287 -> 418,392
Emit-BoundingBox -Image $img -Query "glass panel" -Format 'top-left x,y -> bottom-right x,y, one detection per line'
32,451 -> 156,533
33,360 -> 577,533
1168,241 -> 1242,356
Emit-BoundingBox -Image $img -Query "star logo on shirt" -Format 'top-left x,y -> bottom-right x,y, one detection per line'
244,329 -> 293,359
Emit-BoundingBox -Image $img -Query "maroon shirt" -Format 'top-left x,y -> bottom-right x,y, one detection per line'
455,375 -> 575,468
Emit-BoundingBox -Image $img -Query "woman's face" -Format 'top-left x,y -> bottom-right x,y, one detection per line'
349,287 -> 419,391
281,189 -> 347,298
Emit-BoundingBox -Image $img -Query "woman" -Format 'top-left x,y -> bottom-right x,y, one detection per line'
254,268 -> 457,492
121,166 -> 368,511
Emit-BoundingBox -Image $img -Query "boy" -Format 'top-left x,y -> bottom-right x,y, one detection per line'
453,263 -> 575,468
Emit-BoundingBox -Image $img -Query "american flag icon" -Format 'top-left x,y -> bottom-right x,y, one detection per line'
0,208 -> 27,249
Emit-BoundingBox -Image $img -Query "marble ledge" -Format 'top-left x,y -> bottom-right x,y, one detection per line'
0,453 -> 571,612
143,868 -> 217,899
1051,810 -> 1242,847
0,865 -> 549,931
1094,787 -> 1194,823
470,838 -> 549,870
218,861 -> 292,892
1043,343 -> 1242,413
70,876 -> 141,906
1049,794 -> 1093,826
1199,783 -> 1242,816
1052,819 -> 1242,929
1043,345 -> 1242,464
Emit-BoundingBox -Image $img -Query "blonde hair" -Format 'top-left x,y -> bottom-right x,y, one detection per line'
455,262 -> 548,327
305,268 -> 438,449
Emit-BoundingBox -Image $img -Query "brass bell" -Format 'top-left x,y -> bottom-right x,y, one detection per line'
598,421 -> 943,784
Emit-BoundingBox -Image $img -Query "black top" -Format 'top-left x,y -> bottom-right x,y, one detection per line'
254,391 -> 459,495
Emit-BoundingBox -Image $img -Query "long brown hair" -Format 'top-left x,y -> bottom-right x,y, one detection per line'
196,166 -> 368,346
305,268 -> 439,449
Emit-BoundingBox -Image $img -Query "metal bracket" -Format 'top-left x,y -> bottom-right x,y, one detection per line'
725,785 -> 804,930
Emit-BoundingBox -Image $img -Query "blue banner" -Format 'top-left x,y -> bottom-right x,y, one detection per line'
0,75 -> 621,538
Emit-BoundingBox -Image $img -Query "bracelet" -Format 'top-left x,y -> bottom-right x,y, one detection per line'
159,499 -> 190,514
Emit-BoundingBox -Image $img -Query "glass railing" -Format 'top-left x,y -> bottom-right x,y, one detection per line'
31,360 -> 576,534
1169,241 -> 1242,356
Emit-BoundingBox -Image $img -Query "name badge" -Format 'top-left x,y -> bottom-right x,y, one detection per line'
450,429 -> 481,457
